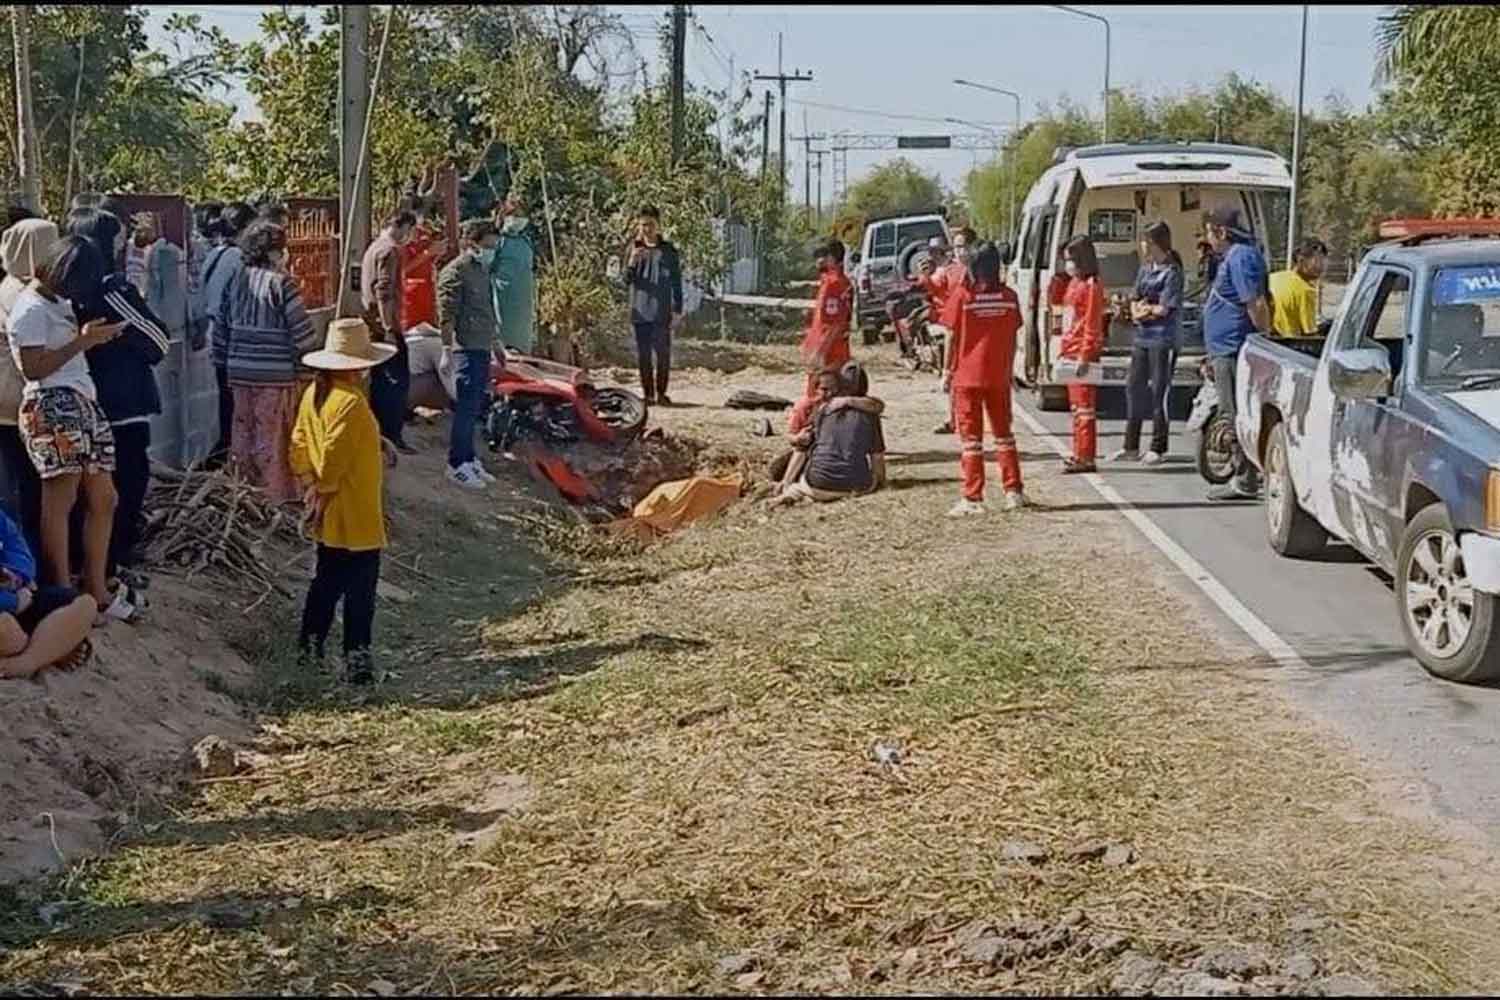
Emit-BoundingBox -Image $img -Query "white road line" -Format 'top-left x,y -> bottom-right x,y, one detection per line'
1014,400 -> 1310,670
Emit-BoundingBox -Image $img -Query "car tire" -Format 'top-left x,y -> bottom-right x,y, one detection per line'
1036,385 -> 1069,412
1264,422 -> 1326,558
1397,504 -> 1500,684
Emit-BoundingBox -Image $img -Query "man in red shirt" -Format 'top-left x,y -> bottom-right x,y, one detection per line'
942,240 -> 1025,514
800,239 -> 853,396
400,195 -> 447,331
922,226 -> 976,435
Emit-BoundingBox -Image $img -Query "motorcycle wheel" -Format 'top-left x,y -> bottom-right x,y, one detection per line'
591,387 -> 648,444
1195,415 -> 1237,485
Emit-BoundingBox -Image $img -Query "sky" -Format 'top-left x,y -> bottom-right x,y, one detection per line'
144,4 -> 1390,205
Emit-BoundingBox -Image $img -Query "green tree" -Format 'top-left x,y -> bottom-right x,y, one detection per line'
844,158 -> 946,221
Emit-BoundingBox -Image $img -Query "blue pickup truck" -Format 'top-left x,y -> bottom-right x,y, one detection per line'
1238,223 -> 1500,683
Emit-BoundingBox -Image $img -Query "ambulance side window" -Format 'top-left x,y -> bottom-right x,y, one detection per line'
1018,210 -> 1038,268
1036,208 -> 1059,270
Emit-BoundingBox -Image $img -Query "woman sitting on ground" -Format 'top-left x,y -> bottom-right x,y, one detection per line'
0,505 -> 94,679
771,361 -> 887,505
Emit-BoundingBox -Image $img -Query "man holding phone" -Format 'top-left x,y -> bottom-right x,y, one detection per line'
625,205 -> 683,407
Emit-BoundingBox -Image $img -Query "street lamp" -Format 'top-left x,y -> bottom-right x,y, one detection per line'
953,79 -> 1022,243
1287,4 -> 1309,269
1050,6 -> 1111,142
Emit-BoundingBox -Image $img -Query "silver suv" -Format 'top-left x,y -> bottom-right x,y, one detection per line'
853,211 -> 949,337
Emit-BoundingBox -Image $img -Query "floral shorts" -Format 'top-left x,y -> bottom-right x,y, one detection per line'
19,387 -> 116,479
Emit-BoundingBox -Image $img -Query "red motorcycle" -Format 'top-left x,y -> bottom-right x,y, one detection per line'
486,352 -> 647,453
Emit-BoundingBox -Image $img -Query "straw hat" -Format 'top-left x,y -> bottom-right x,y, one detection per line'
302,318 -> 398,371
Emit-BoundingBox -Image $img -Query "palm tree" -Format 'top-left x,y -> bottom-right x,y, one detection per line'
1376,5 -> 1500,81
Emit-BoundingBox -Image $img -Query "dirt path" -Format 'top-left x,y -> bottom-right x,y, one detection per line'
5,342 -> 1500,995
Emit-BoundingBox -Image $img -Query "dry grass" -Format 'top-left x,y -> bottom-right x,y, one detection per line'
3,348 -> 1500,995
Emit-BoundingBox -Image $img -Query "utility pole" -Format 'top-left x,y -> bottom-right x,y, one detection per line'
759,90 -> 772,188
670,4 -> 687,167
1214,106 -> 1224,142
802,110 -> 812,217
754,33 -> 812,205
12,6 -> 39,211
338,3 -> 372,317
813,149 -> 825,226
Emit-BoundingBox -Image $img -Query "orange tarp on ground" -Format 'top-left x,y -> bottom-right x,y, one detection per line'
609,475 -> 743,540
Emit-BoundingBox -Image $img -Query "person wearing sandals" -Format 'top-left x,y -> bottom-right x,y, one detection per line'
8,237 -> 137,624
0,505 -> 94,679
290,318 -> 398,685
65,208 -> 170,596
1059,235 -> 1106,474
1113,221 -> 1183,467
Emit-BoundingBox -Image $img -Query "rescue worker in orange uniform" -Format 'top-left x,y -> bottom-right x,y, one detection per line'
800,238 -> 853,397
1059,234 -> 1106,473
400,195 -> 447,331
941,240 -> 1026,515
920,226 -> 976,436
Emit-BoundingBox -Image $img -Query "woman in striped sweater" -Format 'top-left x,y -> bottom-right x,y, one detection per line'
220,221 -> 319,503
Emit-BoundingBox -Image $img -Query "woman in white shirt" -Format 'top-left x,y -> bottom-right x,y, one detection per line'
8,236 -> 132,620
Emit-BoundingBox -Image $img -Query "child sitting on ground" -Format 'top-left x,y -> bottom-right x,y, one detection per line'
0,506 -> 95,679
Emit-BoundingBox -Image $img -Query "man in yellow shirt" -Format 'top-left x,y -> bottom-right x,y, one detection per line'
1269,238 -> 1327,337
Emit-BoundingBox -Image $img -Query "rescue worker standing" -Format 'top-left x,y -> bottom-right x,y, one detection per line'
920,226 -> 975,435
800,239 -> 853,397
942,241 -> 1026,515
1059,235 -> 1106,474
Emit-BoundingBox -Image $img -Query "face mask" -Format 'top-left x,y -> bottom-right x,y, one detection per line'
479,246 -> 498,267
1063,260 -> 1079,277
503,216 -> 528,234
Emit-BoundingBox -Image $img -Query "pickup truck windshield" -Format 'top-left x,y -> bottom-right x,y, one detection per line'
1424,266 -> 1500,386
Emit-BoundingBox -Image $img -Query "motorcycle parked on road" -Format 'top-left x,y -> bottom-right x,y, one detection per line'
884,287 -> 945,373
1187,358 -> 1236,485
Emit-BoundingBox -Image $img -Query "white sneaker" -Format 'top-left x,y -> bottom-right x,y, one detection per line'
467,459 -> 497,484
446,464 -> 487,491
947,498 -> 987,518
1110,449 -> 1140,463
1142,451 -> 1164,466
1002,490 -> 1028,512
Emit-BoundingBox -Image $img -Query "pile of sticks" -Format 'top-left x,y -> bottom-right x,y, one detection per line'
142,465 -> 307,596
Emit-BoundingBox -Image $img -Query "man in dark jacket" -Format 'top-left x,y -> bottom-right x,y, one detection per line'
436,219 -> 501,491
625,205 -> 683,406
65,208 -> 169,591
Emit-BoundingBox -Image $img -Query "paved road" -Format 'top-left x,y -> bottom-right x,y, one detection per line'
1018,389 -> 1500,840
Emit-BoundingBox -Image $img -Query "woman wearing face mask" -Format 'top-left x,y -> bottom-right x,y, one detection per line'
1115,221 -> 1184,466
491,197 -> 537,355
220,221 -> 319,502
65,208 -> 169,596
1059,235 -> 1106,474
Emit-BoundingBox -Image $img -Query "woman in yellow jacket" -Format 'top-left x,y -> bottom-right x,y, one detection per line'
290,318 -> 397,685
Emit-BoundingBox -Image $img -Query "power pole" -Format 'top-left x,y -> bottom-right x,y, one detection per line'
759,90 -> 772,187
338,3 -> 372,317
754,33 -> 811,206
813,149 -> 825,226
1287,3 -> 1308,268
12,6 -> 39,211
669,4 -> 687,167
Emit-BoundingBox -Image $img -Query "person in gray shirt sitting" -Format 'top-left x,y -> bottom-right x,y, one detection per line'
771,361 -> 887,506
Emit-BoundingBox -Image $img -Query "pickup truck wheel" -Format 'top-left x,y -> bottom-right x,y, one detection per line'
1036,385 -> 1069,412
1398,505 -> 1500,684
1265,423 -> 1327,558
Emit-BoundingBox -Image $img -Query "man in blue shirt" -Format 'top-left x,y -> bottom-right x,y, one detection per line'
1201,206 -> 1271,501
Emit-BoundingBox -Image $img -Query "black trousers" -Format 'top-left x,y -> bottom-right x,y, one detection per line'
1124,342 -> 1176,455
370,339 -> 411,446
110,422 -> 151,576
0,424 -> 41,558
299,544 -> 381,662
634,321 -> 672,399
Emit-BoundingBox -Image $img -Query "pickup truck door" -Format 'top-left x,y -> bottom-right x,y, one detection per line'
1325,265 -> 1413,561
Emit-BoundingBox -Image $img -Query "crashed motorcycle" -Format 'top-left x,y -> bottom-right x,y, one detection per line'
485,352 -> 648,453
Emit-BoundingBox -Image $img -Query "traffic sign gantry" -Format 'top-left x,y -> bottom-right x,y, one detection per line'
897,136 -> 953,150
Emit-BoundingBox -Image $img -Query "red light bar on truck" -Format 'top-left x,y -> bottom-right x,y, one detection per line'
1378,218 -> 1500,244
